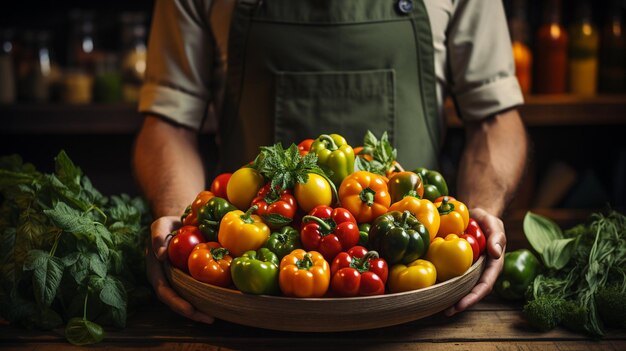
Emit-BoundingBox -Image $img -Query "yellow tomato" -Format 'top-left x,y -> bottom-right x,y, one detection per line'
294,173 -> 333,213
226,167 -> 265,210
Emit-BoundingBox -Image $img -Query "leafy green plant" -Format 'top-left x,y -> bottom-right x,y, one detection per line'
0,151 -> 151,345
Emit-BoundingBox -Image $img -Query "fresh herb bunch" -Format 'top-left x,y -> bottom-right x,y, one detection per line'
522,211 -> 626,336
253,143 -> 325,192
0,151 -> 152,345
354,131 -> 398,176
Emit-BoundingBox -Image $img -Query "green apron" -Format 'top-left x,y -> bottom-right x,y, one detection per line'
218,0 -> 439,172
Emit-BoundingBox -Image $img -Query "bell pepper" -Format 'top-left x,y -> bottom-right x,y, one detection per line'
300,205 -> 359,261
495,249 -> 542,301
181,190 -> 215,226
388,259 -> 437,293
279,249 -> 330,297
413,167 -> 448,202
387,171 -> 424,203
297,138 -> 314,156
197,196 -> 238,242
330,246 -> 388,296
462,218 -> 486,262
338,171 -> 391,224
218,205 -> 271,257
264,226 -> 302,260
187,242 -> 233,287
309,133 -> 355,187
358,223 -> 370,247
368,210 -> 430,265
425,234 -> 474,282
461,233 -> 480,262
251,183 -> 298,228
435,196 -> 469,237
388,196 -> 440,241
231,248 -> 280,295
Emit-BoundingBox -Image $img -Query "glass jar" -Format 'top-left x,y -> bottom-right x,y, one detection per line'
120,12 -> 147,103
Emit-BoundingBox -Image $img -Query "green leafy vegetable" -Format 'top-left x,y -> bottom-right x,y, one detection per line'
523,211 -> 564,254
354,131 -> 397,175
0,151 -> 151,345
252,143 -> 324,191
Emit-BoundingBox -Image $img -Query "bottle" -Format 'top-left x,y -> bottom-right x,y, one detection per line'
568,0 -> 599,96
120,12 -> 147,103
27,31 -> 61,103
68,10 -> 100,75
508,0 -> 532,95
599,0 -> 625,93
534,0 -> 568,94
93,53 -> 122,103
0,29 -> 16,104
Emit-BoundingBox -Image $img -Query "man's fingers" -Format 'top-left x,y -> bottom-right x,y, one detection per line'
151,216 -> 180,260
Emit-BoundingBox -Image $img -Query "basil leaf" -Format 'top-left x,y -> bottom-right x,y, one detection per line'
523,211 -> 563,254
54,150 -> 82,193
542,237 -> 577,269
354,156 -> 372,172
65,318 -> 105,346
262,213 -> 293,227
100,276 -> 126,311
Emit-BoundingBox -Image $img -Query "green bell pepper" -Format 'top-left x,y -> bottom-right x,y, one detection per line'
197,196 -> 237,242
231,248 -> 280,295
358,223 -> 370,247
413,167 -> 448,202
368,210 -> 430,265
310,133 -> 355,187
495,249 -> 542,301
264,226 -> 301,260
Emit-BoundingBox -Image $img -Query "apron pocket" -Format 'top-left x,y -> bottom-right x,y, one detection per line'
274,69 -> 396,146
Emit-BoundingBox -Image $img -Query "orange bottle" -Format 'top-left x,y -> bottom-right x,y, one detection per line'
534,0 -> 568,94
508,0 -> 532,95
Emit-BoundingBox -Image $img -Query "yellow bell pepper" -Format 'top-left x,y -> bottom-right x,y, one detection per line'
218,206 -> 270,257
435,196 -> 469,237
425,234 -> 473,282
388,196 -> 440,241
388,259 -> 437,293
279,249 -> 330,298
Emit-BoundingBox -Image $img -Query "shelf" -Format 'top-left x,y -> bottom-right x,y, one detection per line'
446,94 -> 626,127
2,95 -> 626,135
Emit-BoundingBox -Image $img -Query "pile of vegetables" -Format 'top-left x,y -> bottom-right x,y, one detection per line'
168,131 -> 486,298
0,151 -> 151,345
496,211 -> 626,336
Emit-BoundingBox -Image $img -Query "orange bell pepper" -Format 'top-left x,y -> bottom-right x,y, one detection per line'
279,249 -> 330,297
338,171 -> 391,223
218,205 -> 270,257
187,242 -> 232,287
425,234 -> 473,282
434,196 -> 469,237
182,190 -> 215,226
388,196 -> 440,241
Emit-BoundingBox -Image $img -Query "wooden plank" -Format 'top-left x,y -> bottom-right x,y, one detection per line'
3,340 -> 626,351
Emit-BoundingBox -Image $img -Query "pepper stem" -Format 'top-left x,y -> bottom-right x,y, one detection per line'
319,134 -> 339,151
401,211 -> 411,227
437,196 -> 455,215
296,253 -> 314,270
240,205 -> 259,224
405,190 -> 420,199
301,215 -> 332,233
359,188 -> 376,207
351,251 -> 380,273
210,247 -> 229,260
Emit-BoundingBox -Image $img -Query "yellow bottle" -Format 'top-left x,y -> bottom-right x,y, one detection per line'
568,1 -> 599,96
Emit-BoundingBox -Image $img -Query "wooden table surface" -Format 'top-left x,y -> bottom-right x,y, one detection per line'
1,294 -> 625,351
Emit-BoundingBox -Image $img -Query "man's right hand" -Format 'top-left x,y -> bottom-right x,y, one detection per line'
147,216 -> 215,324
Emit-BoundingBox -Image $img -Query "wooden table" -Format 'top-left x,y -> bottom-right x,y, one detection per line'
2,294 -> 625,350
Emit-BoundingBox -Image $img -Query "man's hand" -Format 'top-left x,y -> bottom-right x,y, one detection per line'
444,208 -> 506,316
147,216 -> 214,324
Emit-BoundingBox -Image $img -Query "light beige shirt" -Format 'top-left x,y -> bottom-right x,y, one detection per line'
139,0 -> 523,131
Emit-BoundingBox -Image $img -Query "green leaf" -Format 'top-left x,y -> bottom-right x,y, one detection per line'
24,250 -> 64,307
111,306 -> 127,328
542,237 -> 577,269
65,317 -> 105,346
54,150 -> 82,193
262,213 -> 293,227
0,169 -> 35,189
363,130 -> 378,148
523,211 -> 564,254
44,202 -> 113,245
354,156 -> 372,172
61,252 -> 81,267
89,253 -> 107,278
68,253 -> 90,285
100,276 -> 126,311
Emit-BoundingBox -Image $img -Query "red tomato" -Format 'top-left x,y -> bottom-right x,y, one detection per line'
167,226 -> 205,271
297,139 -> 314,156
210,173 -> 232,199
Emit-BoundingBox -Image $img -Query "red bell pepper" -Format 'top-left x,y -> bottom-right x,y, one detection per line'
331,246 -> 388,296
300,205 -> 359,261
251,183 -> 298,228
464,218 -> 486,256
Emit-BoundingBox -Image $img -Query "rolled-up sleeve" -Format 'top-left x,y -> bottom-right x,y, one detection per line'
446,0 -> 524,121
138,0 -> 213,130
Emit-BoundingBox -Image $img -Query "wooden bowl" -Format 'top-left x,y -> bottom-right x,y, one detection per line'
164,255 -> 486,332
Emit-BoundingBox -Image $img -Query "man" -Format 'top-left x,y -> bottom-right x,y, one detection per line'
134,0 -> 527,324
